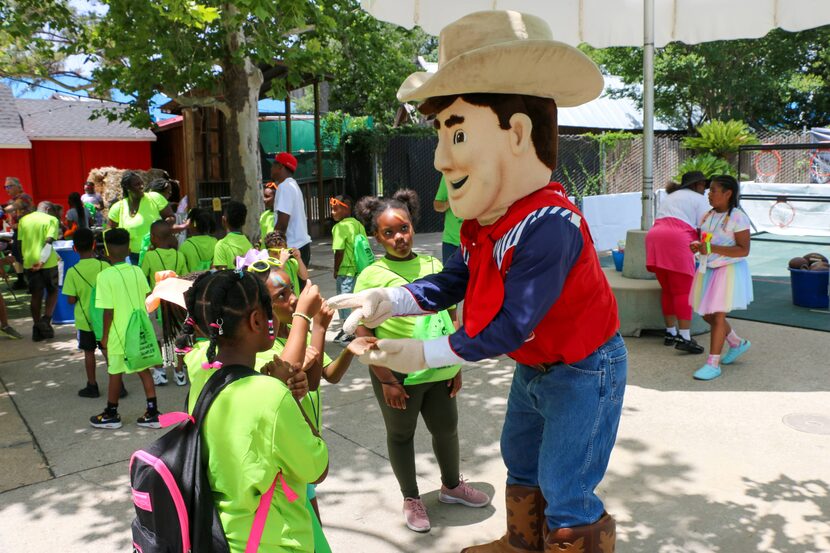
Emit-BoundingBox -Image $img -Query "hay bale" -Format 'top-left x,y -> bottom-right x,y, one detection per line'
85,167 -> 171,220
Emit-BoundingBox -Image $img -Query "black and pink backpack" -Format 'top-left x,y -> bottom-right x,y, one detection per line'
129,366 -> 292,553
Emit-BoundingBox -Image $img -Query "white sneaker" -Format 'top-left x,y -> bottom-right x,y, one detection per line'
174,370 -> 187,386
152,368 -> 168,386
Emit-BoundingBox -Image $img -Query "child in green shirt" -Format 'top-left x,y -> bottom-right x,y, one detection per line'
213,201 -> 254,269
259,183 -> 277,249
353,190 -> 489,533
264,231 -> 308,292
179,269 -> 328,553
180,207 -> 218,273
141,219 -> 188,386
330,195 -> 367,344
89,228 -> 161,430
18,203 -> 60,341
62,229 -> 112,398
141,220 -> 188,287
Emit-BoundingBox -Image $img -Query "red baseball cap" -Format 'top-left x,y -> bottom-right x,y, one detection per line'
274,152 -> 298,173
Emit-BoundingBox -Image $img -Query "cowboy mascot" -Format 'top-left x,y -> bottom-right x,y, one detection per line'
329,11 -> 626,553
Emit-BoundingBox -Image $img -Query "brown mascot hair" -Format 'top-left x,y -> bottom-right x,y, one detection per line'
419,93 -> 558,171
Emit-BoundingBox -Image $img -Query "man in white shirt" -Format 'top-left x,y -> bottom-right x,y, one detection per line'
271,152 -> 312,267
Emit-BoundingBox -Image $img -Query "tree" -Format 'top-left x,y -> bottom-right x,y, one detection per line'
0,0 -> 437,236
585,27 -> 829,131
324,7 -> 436,122
1,0 -> 341,237
90,0 -> 341,237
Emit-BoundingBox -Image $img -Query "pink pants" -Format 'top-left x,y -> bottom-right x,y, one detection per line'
654,268 -> 694,321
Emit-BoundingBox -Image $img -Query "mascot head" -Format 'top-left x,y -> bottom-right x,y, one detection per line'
398,11 -> 603,224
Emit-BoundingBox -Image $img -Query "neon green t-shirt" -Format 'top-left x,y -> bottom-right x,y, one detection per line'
109,194 -> 168,253
260,210 -> 276,248
435,177 -> 463,247
186,335 -> 331,429
181,235 -> 218,273
331,217 -> 366,277
140,248 -> 188,289
95,263 -> 151,374
184,343 -> 328,553
353,254 -> 459,385
213,232 -> 254,268
18,211 -> 60,269
62,258 -> 109,331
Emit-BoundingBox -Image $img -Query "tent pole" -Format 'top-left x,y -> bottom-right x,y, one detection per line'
642,0 -> 655,230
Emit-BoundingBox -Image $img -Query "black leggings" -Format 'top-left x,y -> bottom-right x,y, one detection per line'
370,371 -> 460,498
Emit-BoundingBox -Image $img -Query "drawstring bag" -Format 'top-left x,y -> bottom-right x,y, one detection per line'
114,269 -> 163,371
353,234 -> 375,274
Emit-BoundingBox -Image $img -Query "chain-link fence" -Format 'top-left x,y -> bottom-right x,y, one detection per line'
737,130 -> 818,184
343,129 -> 809,233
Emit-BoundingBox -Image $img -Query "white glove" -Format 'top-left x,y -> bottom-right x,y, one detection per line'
327,287 -> 422,334
38,243 -> 53,264
359,338 -> 427,374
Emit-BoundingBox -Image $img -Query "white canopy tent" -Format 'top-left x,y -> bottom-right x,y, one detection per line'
360,0 -> 830,229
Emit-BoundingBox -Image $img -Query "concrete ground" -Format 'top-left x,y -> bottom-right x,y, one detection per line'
1,232 -> 828,553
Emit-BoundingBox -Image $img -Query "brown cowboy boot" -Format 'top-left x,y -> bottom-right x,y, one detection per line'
461,485 -> 546,553
543,512 -> 616,553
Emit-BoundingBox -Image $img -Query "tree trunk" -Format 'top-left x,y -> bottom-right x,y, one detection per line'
222,6 -> 265,241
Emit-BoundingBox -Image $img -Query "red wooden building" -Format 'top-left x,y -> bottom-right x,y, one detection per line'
0,84 -> 155,210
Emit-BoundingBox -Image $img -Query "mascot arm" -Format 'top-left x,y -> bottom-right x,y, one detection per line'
403,250 -> 469,313
446,214 -> 583,362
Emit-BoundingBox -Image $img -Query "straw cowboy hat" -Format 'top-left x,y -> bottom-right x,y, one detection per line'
397,10 -> 603,107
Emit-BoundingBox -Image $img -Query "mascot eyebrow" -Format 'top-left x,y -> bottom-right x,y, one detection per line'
434,115 -> 465,130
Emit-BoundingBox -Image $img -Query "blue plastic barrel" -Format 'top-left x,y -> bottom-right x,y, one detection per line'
789,268 -> 829,309
53,243 -> 80,324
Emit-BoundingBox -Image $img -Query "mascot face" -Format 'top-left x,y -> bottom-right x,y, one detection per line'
433,97 -> 552,224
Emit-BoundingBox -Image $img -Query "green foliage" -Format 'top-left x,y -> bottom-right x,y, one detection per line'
585,27 -> 830,130
682,120 -> 759,158
324,4 -> 436,123
0,0 -> 92,91
320,110 -> 370,151
583,130 -> 636,149
673,154 -> 736,182
343,124 -> 435,157
561,132 -> 636,201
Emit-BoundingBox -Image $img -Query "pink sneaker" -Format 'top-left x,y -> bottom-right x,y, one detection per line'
438,477 -> 491,508
403,497 -> 431,533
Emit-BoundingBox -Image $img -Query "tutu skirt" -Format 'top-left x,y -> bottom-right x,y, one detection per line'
691,259 -> 754,315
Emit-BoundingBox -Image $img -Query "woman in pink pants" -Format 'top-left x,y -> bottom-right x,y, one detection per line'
646,171 -> 711,353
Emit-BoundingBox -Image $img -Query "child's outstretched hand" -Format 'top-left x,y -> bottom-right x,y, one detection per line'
314,303 -> 334,331
296,280 -> 323,318
346,336 -> 378,356
690,240 -> 702,254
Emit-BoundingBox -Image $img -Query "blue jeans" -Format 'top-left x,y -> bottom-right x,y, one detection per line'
501,333 -> 627,529
335,275 -> 356,322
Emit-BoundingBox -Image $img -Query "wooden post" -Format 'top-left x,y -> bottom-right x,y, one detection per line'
182,108 -> 198,207
284,96 -> 292,153
314,81 -> 325,237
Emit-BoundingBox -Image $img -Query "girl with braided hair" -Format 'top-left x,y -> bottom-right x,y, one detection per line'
179,269 -> 329,553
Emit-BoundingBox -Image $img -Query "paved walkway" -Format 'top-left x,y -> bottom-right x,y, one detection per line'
1,233 -> 828,552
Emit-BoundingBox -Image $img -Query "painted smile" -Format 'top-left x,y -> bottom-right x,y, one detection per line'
450,176 -> 468,190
